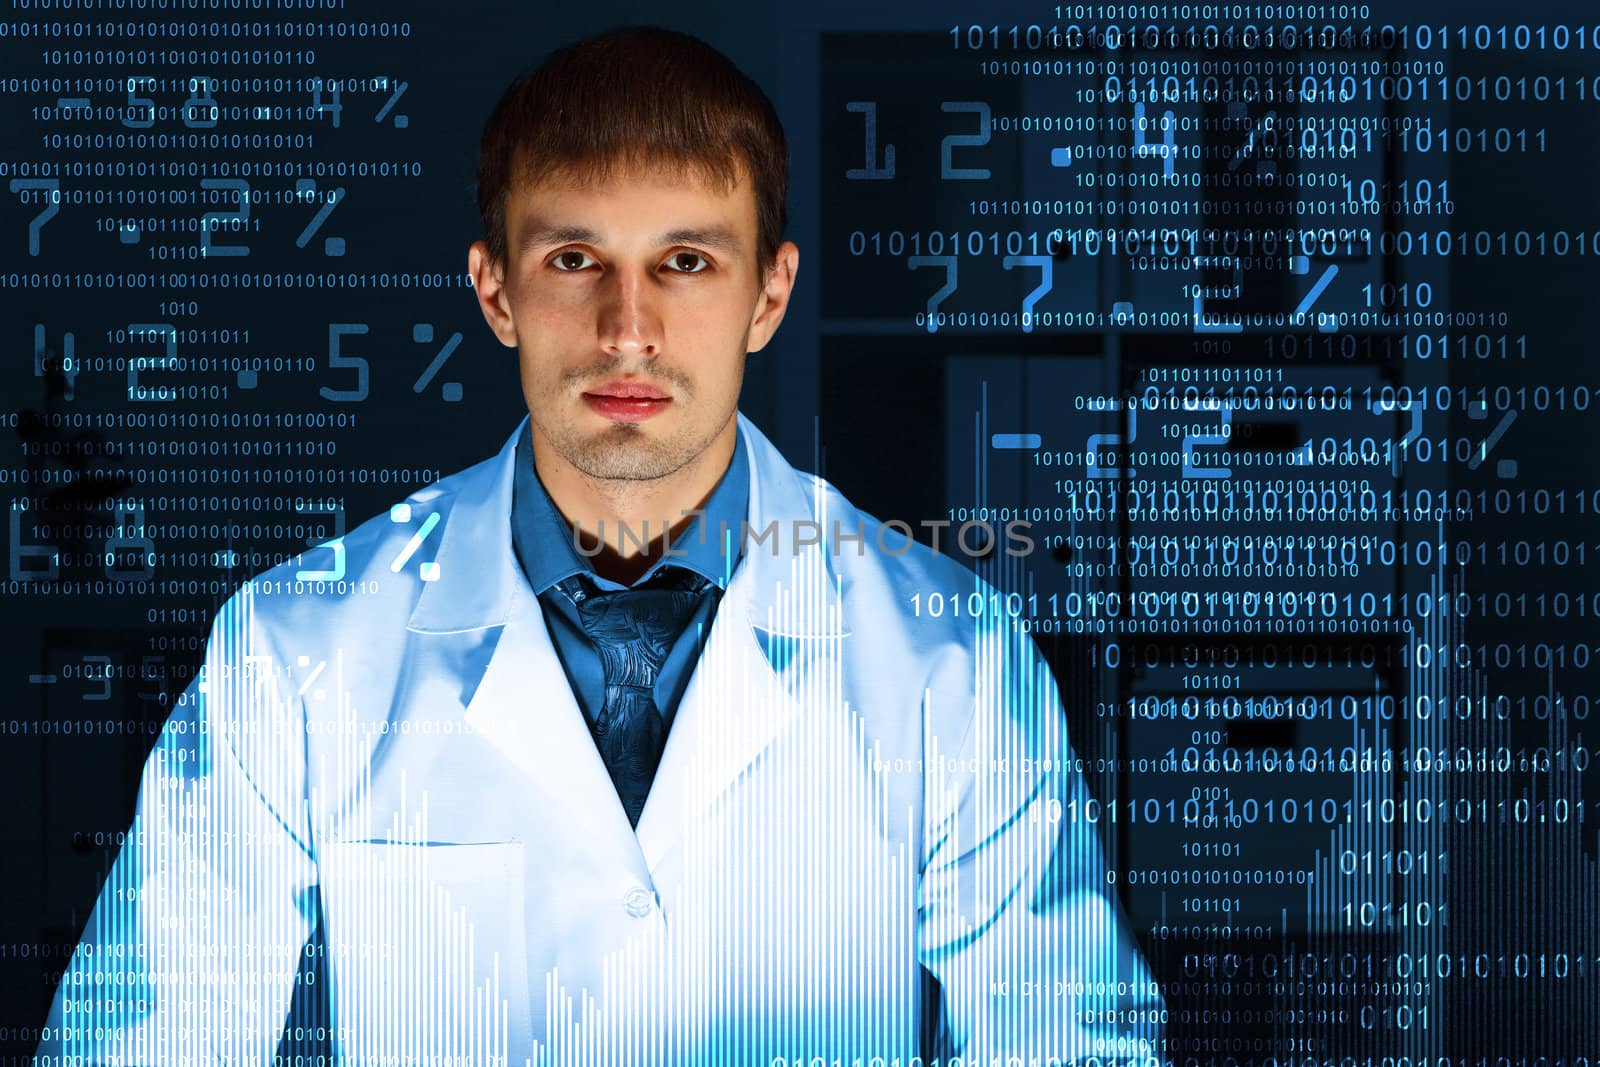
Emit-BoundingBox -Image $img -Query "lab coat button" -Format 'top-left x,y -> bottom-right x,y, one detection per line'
622,886 -> 654,918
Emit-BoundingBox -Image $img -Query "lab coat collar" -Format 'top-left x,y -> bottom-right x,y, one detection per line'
405,410 -> 848,640
402,411 -> 851,871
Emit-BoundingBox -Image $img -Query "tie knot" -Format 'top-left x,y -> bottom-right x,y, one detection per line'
554,567 -> 716,685
554,566 -> 713,607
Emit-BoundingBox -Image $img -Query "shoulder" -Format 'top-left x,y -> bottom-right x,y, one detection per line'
803,469 -> 1036,662
796,470 -> 1063,756
222,449 -> 499,640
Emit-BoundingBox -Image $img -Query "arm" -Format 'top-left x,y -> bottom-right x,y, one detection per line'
35,582 -> 319,1066
917,618 -> 1165,1066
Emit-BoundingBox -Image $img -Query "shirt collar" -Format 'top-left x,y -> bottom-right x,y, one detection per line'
510,419 -> 749,595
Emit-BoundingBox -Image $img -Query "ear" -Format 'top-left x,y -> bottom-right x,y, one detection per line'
467,240 -> 519,349
746,241 -> 800,354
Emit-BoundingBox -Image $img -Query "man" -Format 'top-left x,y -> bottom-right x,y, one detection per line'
37,26 -> 1161,1066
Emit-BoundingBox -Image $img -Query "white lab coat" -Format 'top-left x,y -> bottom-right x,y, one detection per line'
37,412 -> 1161,1066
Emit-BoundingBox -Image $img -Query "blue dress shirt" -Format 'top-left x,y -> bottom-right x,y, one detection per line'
509,422 -> 749,734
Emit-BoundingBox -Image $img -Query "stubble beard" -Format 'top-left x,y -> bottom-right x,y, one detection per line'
531,355 -> 736,483
556,419 -> 694,481
540,377 -> 716,483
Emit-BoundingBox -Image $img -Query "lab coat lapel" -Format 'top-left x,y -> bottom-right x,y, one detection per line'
402,413 -> 851,876
459,585 -> 642,860
634,413 -> 852,871
631,567 -> 804,872
404,421 -> 642,868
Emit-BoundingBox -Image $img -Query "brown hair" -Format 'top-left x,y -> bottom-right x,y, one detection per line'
475,26 -> 789,280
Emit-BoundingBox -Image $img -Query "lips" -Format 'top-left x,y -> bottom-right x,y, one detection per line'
586,379 -> 671,400
582,380 -> 673,423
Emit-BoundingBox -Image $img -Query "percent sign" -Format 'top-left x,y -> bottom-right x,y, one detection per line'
388,503 -> 441,581
1467,401 -> 1518,478
412,323 -> 464,401
294,656 -> 328,701
374,76 -> 408,128
293,179 -> 347,256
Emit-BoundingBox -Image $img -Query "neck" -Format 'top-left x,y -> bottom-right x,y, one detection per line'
530,416 -> 738,586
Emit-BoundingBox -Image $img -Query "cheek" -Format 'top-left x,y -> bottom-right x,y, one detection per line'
515,284 -> 585,323
511,293 -> 596,358
673,290 -> 755,337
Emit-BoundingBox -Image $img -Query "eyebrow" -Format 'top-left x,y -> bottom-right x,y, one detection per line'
517,224 -> 743,258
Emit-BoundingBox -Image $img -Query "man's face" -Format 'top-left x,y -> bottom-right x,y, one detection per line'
468,161 -> 798,483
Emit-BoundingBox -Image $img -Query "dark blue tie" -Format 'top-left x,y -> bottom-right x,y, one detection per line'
554,567 -> 715,828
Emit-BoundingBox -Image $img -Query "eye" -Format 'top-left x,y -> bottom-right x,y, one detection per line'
549,249 -> 595,272
664,251 -> 710,274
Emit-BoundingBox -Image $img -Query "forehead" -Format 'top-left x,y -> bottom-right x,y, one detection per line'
507,160 -> 757,251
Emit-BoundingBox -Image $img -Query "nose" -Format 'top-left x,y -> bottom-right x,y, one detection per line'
596,263 -> 663,360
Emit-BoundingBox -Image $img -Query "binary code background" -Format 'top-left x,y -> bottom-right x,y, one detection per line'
3,0 -> 1598,1063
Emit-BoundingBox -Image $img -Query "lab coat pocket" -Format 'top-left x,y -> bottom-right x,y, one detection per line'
319,839 -> 532,1066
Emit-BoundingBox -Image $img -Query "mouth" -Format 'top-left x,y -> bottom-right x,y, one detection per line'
582,379 -> 673,423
